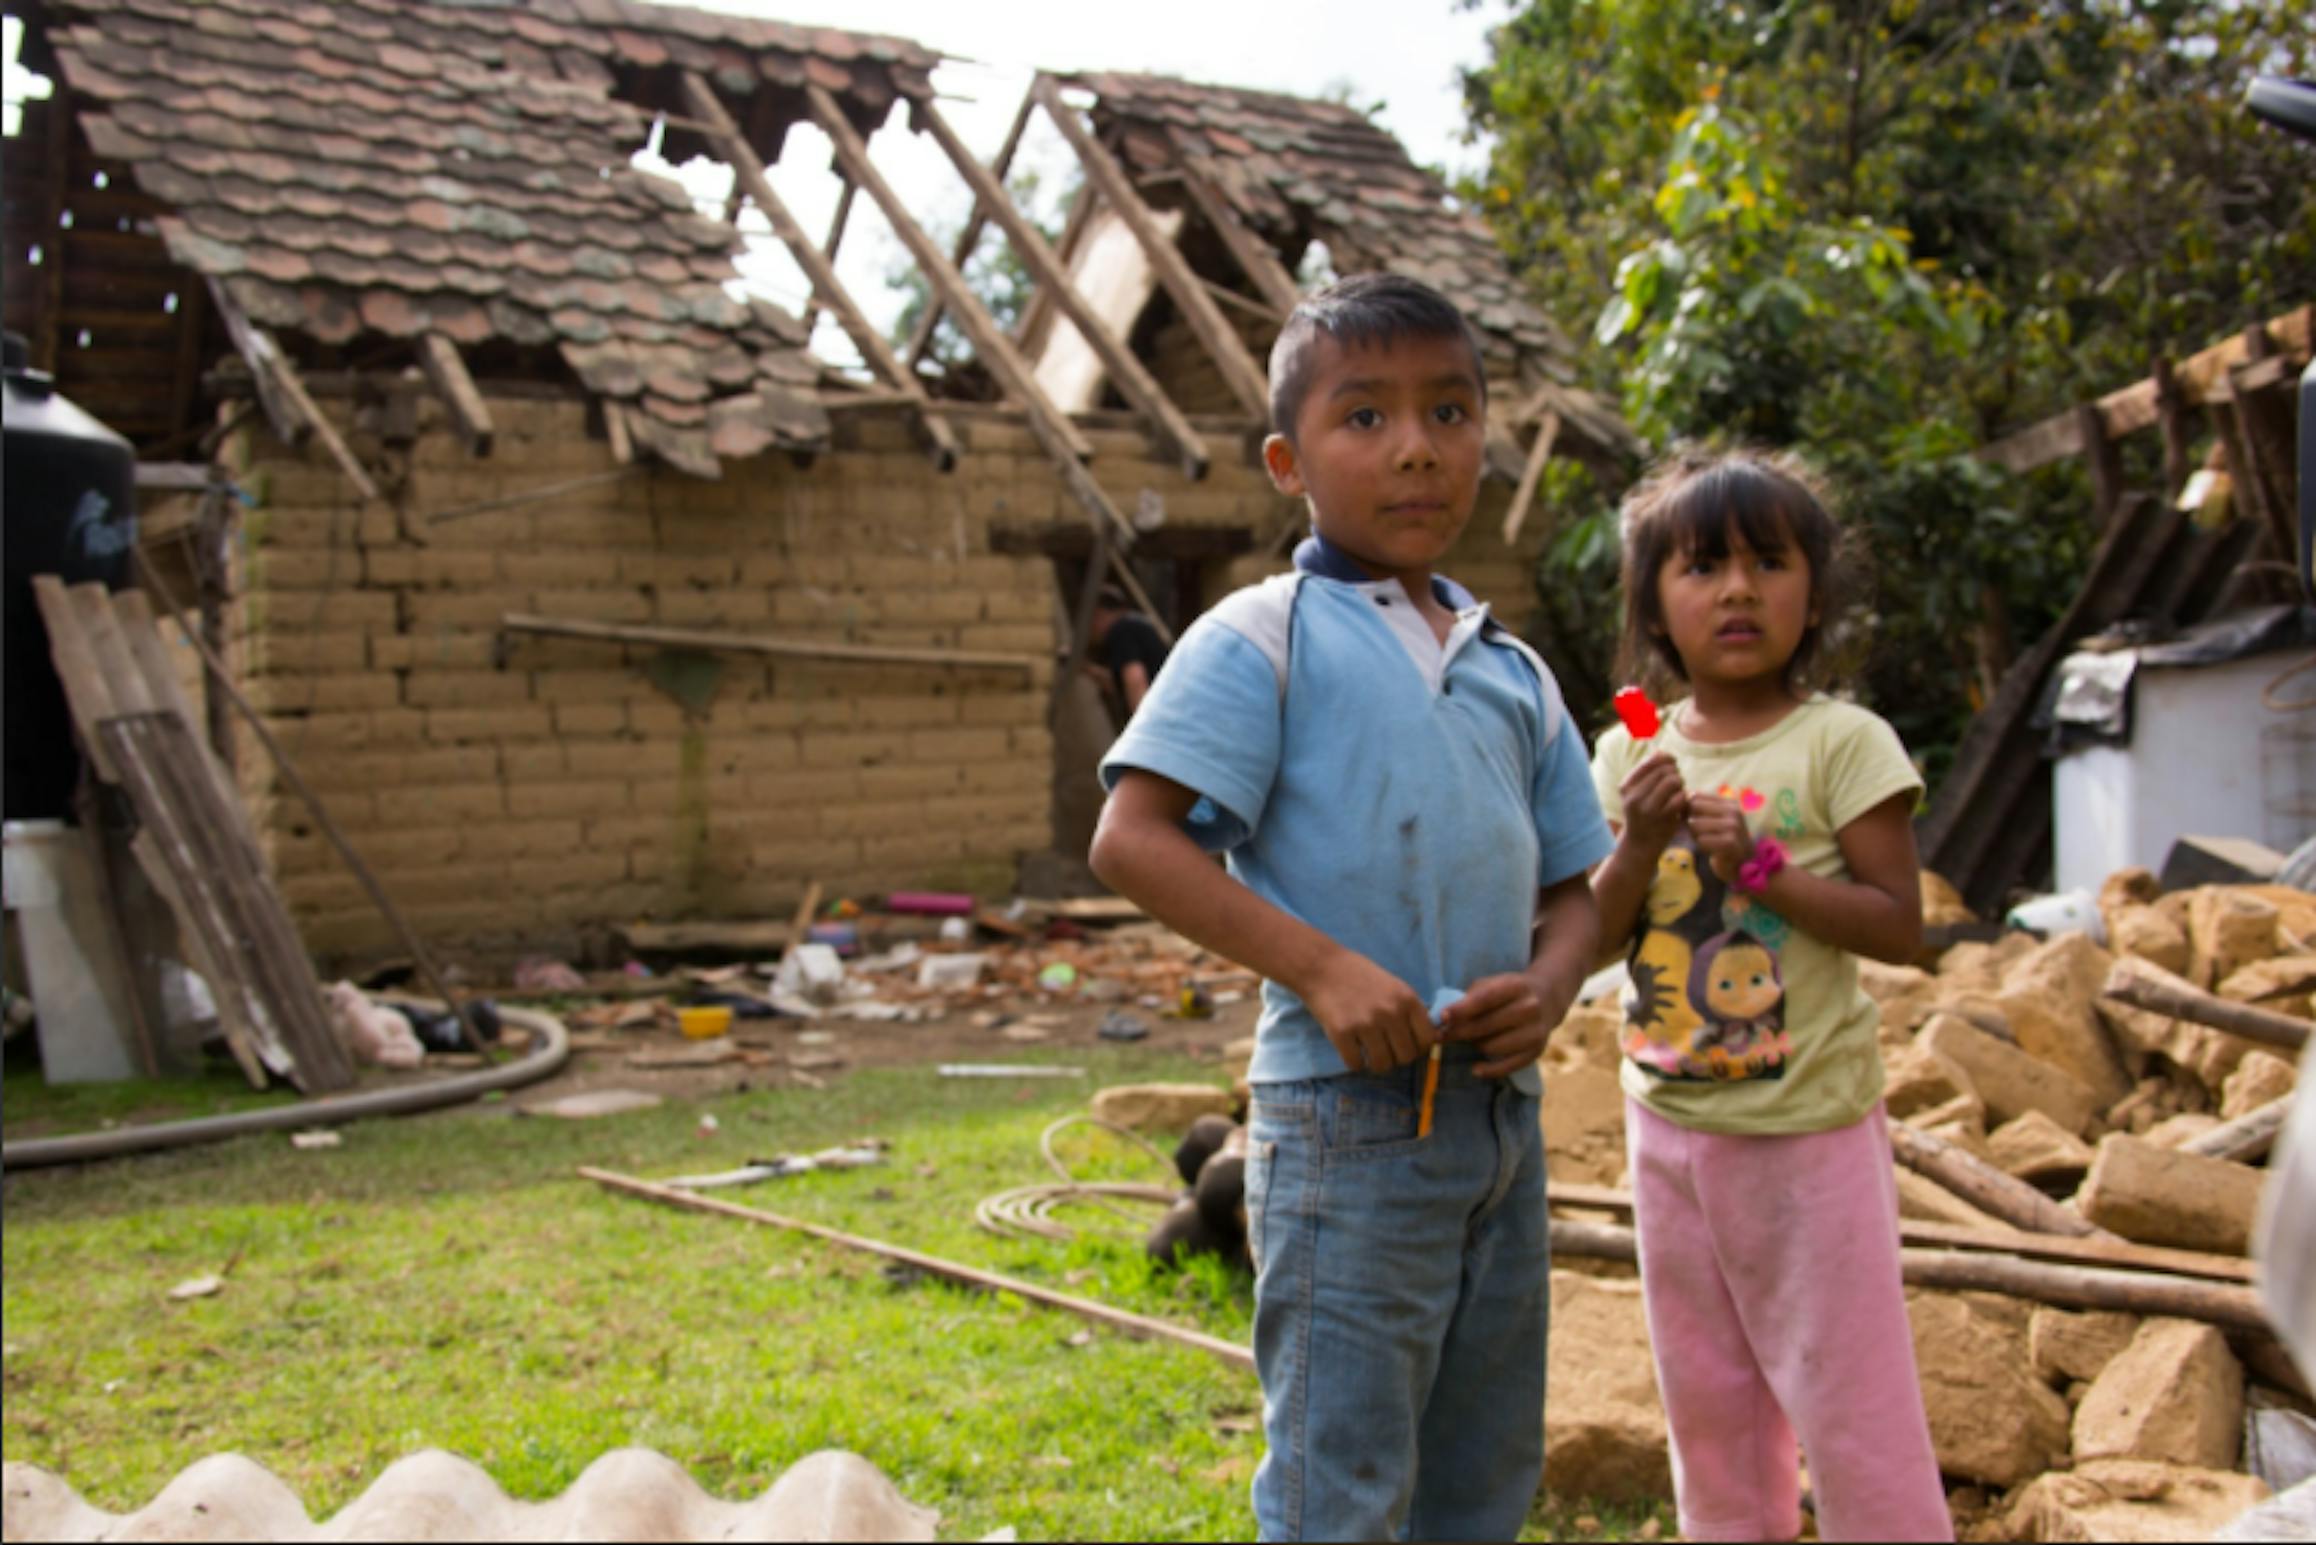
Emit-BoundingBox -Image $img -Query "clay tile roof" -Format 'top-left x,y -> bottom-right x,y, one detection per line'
43,0 -> 871,474
1073,70 -> 1582,387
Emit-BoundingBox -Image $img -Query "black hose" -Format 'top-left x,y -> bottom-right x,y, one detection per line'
1,1004 -> 569,1170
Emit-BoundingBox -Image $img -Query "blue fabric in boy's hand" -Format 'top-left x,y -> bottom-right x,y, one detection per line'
1429,986 -> 1466,1024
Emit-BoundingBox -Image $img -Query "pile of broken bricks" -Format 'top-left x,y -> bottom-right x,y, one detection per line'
1532,868 -> 2309,1542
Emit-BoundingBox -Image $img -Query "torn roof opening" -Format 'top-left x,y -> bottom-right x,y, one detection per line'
6,0 -> 1630,491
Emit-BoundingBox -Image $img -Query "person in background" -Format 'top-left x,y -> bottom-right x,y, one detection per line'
1085,584 -> 1170,719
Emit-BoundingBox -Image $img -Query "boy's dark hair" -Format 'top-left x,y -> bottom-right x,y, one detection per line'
1267,272 -> 1488,439
1094,584 -> 1132,611
1616,446 -> 1860,696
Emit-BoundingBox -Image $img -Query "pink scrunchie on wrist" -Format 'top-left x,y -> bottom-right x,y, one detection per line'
1733,837 -> 1788,896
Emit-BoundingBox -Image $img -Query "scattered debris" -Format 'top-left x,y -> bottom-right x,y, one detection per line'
676,1006 -> 734,1040
939,1064 -> 1087,1079
513,957 -> 588,993
524,1089 -> 664,1120
627,1043 -> 747,1070
165,1275 -> 222,1301
324,982 -> 424,1070
663,1142 -> 889,1190
916,953 -> 988,990
290,1130 -> 341,1151
1096,1010 -> 1152,1043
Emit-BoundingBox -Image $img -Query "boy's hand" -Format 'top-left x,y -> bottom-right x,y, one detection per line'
1439,964 -> 1581,1079
1618,752 -> 1688,854
1303,950 -> 1435,1073
1686,793 -> 1757,885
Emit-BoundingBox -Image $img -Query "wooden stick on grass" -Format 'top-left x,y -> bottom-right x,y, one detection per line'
581,1167 -> 1255,1373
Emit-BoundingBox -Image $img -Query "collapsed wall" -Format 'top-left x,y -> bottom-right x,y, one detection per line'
223,392 -> 1559,963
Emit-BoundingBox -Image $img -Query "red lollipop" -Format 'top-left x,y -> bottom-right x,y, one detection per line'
1612,686 -> 1661,740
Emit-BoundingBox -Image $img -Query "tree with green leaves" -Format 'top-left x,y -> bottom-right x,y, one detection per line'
1463,0 -> 2315,784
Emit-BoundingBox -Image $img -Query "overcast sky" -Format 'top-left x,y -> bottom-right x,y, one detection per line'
6,3 -> 1514,366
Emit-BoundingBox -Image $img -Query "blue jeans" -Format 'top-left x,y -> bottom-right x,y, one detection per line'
1245,1051 -> 1550,1542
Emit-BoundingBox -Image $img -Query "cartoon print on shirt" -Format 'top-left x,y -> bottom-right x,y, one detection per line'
1622,795 -> 1800,1082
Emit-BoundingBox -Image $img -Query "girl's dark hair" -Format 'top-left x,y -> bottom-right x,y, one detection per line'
1615,446 -> 1860,696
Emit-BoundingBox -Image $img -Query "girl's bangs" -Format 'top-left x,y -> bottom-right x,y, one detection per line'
1661,465 -> 1802,562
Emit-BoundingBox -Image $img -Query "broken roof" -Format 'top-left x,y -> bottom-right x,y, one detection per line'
1070,70 -> 1579,390
34,0 -> 941,476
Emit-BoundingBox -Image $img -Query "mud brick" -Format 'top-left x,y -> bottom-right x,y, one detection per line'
412,551 -> 501,588
857,763 -> 967,800
499,743 -> 571,781
362,548 -> 426,586
255,672 -> 403,714
512,852 -> 629,894
246,629 -> 370,674
501,552 -> 614,589
367,707 -> 431,745
533,588 -> 651,624
723,806 -> 822,844
245,589 -> 398,631
299,910 -> 399,960
625,700 -> 695,737
460,819 -> 584,861
367,632 -> 499,671
743,768 -> 861,805
507,781 -> 631,820
563,740 -> 666,781
552,702 -> 628,736
405,591 -> 532,629
799,731 -> 907,769
958,692 -> 1040,727
427,706 -> 553,742
737,696 -> 855,732
961,759 -> 1047,794
245,505 -> 359,551
526,667 -> 639,705
959,623 -> 1052,653
909,727 -> 1010,763
853,696 -> 961,730
578,815 -> 665,852
401,669 -> 532,709
422,510 -> 534,552
654,587 -> 772,627
377,782 -> 505,825
861,829 -> 966,866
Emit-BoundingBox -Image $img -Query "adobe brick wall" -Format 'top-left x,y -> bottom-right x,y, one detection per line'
225,390 -> 1561,966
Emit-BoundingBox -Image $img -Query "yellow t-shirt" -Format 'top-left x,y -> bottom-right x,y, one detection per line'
1590,695 -> 1923,1136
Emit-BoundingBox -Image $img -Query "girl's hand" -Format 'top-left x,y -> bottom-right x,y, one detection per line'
1618,752 -> 1688,854
1686,794 -> 1757,885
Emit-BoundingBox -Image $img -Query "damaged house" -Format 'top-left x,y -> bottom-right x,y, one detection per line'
4,0 -> 1633,964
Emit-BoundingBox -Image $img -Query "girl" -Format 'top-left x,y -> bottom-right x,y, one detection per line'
1589,449 -> 1951,1543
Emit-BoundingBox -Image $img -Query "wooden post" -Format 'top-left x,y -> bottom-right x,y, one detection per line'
2151,356 -> 2191,501
799,180 -> 856,341
416,334 -> 495,458
1888,1121 -> 2119,1240
1030,74 -> 1271,420
904,89 -> 1037,371
2102,955 -> 2311,1054
914,98 -> 1211,481
602,398 -> 633,466
2181,1096 -> 2290,1165
1499,409 -> 1561,546
678,72 -> 959,471
192,477 -> 236,777
206,276 -> 311,449
2078,403 -> 2122,530
1176,163 -> 1302,318
803,84 -> 1095,466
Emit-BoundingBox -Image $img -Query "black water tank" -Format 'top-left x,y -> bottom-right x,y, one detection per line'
4,330 -> 137,821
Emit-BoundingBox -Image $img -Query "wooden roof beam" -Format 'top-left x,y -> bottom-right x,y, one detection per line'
205,276 -> 379,503
417,333 -> 494,459
1499,410 -> 1561,547
805,83 -> 1096,467
800,180 -> 856,341
679,71 -> 959,472
1030,74 -> 1271,422
1176,163 -> 1303,318
914,97 -> 1211,481
905,89 -> 1037,372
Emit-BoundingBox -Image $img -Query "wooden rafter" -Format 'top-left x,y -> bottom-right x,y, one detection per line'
205,276 -> 379,502
1030,74 -> 1270,421
800,180 -> 856,341
1016,183 -> 1101,356
416,333 -> 495,458
904,90 -> 1037,371
1499,410 -> 1561,546
1981,303 -> 2312,475
804,84 -> 1095,466
1176,163 -> 1303,318
915,98 -> 1211,481
678,72 -> 959,471
601,398 -> 634,465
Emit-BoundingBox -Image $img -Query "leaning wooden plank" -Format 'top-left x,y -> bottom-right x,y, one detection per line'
500,612 -> 1042,674
132,551 -> 497,1064
108,588 -> 243,832
602,398 -> 634,466
679,72 -> 959,471
1888,1121 -> 2119,1240
583,1166 -> 1256,1372
260,342 -> 382,502
1545,1180 -> 2254,1283
1499,409 -> 1561,546
1547,1218 -> 2269,1331
30,575 -> 123,782
805,84 -> 1095,466
67,581 -> 159,717
129,828 -> 266,1088
1031,74 -> 1271,420
905,89 -> 1036,370
416,334 -> 495,458
799,180 -> 856,341
916,98 -> 1212,481
1175,162 -> 1303,318
2102,954 -> 2311,1054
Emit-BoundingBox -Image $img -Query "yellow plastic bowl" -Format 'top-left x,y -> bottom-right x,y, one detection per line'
678,1005 -> 734,1040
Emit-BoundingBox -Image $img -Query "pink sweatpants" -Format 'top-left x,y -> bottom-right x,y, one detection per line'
1624,1099 -> 1951,1543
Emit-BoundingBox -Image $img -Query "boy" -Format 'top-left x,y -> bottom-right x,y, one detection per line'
1090,274 -> 1610,1541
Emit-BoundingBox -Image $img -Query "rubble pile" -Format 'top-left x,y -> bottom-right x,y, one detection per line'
1532,867 -> 2311,1538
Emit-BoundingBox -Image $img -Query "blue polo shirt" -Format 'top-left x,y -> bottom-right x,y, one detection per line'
1099,551 -> 1612,1092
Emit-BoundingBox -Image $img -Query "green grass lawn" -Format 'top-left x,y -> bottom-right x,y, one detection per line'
2,1049 -> 1673,1540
